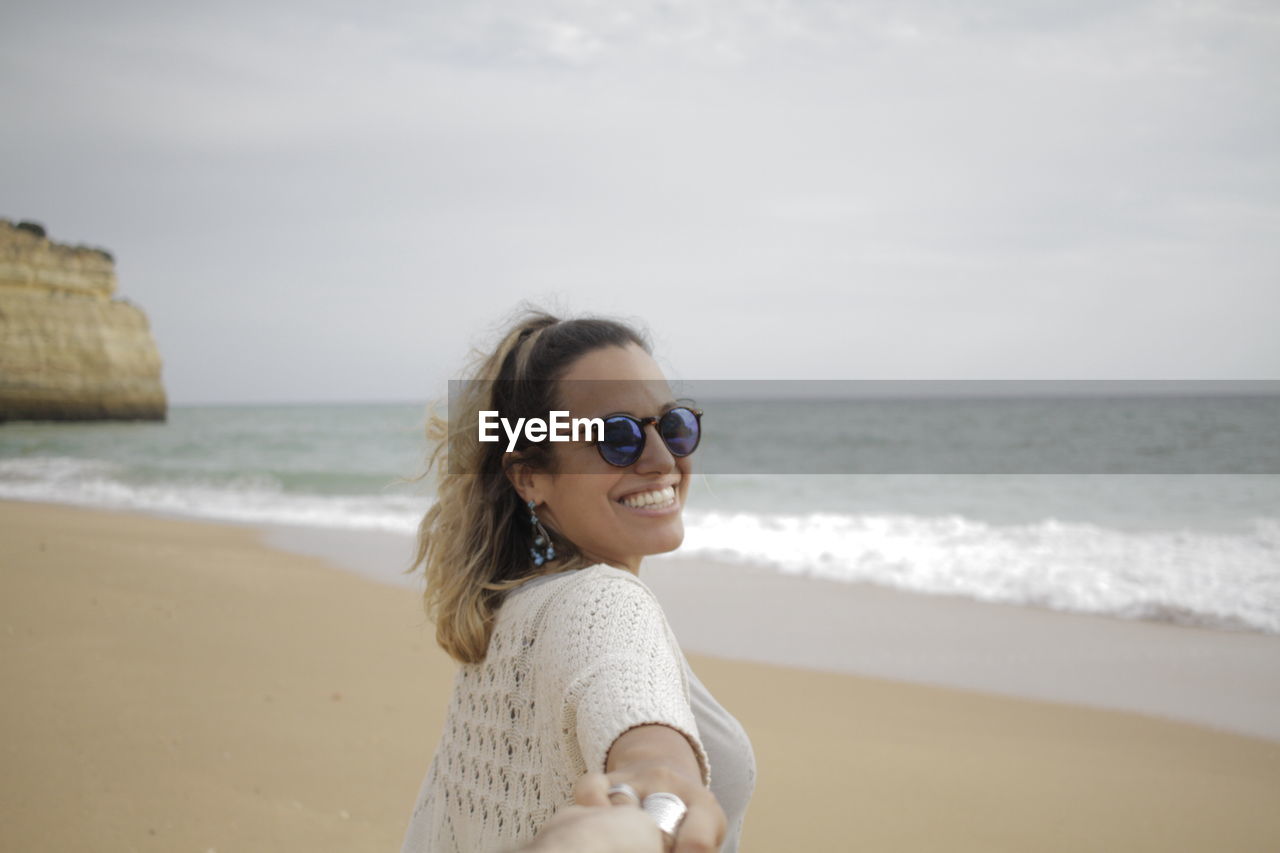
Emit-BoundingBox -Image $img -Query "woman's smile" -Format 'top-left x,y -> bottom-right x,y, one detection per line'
615,483 -> 681,514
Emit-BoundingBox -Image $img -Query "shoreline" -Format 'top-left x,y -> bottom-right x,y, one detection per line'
4,498 -> 1280,851
645,556 -> 1280,743
257,512 -> 1280,742
6,495 -> 1280,741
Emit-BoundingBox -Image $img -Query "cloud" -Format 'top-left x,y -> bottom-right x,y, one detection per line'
2,0 -> 1277,402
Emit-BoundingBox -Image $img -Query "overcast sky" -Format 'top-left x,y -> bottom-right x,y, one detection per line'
2,0 -> 1277,404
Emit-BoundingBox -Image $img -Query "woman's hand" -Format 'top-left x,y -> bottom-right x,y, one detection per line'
604,724 -> 727,853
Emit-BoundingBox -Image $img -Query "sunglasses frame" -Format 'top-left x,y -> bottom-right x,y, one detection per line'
596,406 -> 704,468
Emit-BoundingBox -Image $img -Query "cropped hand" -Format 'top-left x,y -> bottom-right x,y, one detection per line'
522,773 -> 664,853
604,726 -> 727,853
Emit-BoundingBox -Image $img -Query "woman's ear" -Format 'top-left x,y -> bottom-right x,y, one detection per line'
504,456 -> 539,505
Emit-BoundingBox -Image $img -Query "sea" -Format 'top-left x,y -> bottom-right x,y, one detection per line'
2,394 -> 1278,635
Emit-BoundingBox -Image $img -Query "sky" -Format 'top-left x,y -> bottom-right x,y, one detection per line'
2,0 -> 1278,405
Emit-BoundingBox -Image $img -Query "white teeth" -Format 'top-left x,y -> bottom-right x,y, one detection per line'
620,486 -> 677,509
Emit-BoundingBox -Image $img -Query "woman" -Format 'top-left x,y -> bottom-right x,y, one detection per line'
399,310 -> 755,852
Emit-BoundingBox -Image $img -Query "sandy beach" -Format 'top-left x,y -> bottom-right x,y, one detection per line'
4,499 -> 1280,852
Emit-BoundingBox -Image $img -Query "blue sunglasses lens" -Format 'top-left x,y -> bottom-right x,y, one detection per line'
659,407 -> 701,457
600,416 -> 644,466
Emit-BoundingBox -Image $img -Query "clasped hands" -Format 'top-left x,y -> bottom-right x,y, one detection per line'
519,722 -> 726,853
523,770 -> 725,853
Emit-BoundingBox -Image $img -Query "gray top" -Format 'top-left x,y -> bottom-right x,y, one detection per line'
684,656 -> 757,852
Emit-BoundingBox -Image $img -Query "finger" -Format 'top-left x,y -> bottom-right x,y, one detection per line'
572,772 -> 612,808
606,782 -> 642,807
671,798 -> 725,853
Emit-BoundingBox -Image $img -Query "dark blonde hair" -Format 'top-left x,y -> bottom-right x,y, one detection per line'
408,307 -> 651,664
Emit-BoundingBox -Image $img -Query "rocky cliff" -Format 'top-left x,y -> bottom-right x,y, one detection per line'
0,220 -> 167,421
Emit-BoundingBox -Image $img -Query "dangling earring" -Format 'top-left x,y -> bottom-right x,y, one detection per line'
527,500 -> 557,567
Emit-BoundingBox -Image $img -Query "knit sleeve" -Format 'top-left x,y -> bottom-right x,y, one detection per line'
536,571 -> 711,788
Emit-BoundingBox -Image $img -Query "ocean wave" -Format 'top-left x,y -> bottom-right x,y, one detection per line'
4,455 -> 1277,634
0,456 -> 424,533
673,510 -> 1280,634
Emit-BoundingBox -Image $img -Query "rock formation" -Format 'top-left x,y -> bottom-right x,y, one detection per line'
0,220 -> 167,421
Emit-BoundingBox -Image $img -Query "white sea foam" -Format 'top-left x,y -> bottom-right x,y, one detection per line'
672,510 -> 1280,634
0,456 -> 424,534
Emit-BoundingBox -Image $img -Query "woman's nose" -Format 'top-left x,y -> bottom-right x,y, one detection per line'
634,423 -> 675,472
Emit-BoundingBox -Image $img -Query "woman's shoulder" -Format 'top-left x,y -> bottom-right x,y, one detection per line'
507,563 -> 653,607
501,564 -> 670,637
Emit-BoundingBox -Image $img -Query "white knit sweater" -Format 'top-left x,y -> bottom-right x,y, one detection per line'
400,564 -> 713,853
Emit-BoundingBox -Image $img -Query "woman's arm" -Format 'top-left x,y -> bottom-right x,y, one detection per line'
538,572 -> 723,850
605,724 -> 727,853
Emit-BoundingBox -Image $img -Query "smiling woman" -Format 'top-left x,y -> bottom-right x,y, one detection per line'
505,345 -> 695,577
399,308 -> 755,853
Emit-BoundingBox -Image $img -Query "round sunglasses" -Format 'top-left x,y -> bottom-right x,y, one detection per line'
596,406 -> 703,468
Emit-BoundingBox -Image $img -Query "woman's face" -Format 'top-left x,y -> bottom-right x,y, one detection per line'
516,343 -> 693,575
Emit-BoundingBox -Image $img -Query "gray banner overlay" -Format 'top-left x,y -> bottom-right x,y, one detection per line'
446,380 -> 1280,474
